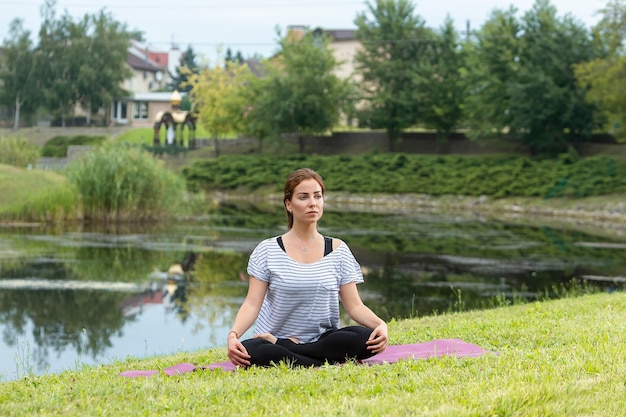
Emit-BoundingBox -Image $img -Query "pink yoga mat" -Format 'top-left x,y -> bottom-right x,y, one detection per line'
119,338 -> 493,378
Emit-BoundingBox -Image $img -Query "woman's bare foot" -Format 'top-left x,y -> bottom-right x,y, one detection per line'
254,333 -> 300,344
254,332 -> 277,344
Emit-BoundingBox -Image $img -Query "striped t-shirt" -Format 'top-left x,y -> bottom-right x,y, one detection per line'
247,236 -> 364,343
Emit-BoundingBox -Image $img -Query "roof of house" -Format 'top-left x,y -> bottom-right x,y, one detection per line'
127,50 -> 166,72
245,59 -> 266,77
313,28 -> 357,42
130,39 -> 170,69
146,51 -> 169,67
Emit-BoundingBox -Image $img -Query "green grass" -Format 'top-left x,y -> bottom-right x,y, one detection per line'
114,127 -> 155,145
0,292 -> 623,416
0,164 -> 80,222
0,164 -> 66,207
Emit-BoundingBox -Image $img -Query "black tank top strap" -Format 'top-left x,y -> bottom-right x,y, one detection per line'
277,235 -> 333,256
324,236 -> 333,256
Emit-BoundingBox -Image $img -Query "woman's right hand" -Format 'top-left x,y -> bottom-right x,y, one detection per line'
226,277 -> 268,367
227,336 -> 251,367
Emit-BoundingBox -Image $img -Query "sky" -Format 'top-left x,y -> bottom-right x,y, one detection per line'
0,0 -> 610,63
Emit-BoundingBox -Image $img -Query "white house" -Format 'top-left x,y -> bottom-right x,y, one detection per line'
110,41 -> 182,127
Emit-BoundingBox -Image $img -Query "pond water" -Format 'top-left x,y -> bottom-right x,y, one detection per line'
1,200 -> 625,381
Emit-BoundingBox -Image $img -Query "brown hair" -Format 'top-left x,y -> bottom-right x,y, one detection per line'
283,168 -> 325,229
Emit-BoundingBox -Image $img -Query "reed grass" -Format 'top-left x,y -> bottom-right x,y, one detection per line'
0,134 -> 40,167
65,143 -> 185,222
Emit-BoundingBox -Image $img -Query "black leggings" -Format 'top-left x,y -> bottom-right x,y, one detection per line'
241,326 -> 375,368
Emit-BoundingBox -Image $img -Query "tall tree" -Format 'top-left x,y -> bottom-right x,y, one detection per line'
36,1 -> 79,127
512,0 -> 596,153
188,61 -> 251,157
263,28 -> 351,153
463,6 -> 521,138
590,0 -> 626,56
169,45 -> 200,93
0,19 -> 39,129
238,66 -> 276,152
414,16 -> 467,139
35,0 -> 133,126
574,0 -> 626,139
75,10 -> 133,125
224,47 -> 244,67
466,0 -> 596,154
354,0 -> 432,151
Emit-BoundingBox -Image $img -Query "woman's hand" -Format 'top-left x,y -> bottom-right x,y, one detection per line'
226,277 -> 268,367
365,322 -> 388,354
227,336 -> 251,367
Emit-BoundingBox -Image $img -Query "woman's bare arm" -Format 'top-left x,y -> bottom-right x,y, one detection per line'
227,276 -> 268,366
340,282 -> 388,353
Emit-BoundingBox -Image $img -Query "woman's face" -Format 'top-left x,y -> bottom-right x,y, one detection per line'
285,178 -> 324,226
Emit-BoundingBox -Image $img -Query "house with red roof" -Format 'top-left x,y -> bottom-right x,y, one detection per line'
109,40 -> 183,127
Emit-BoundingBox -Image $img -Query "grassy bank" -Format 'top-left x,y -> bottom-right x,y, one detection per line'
0,141 -> 189,222
5,127 -> 626,224
0,164 -> 81,222
0,292 -> 623,416
0,164 -> 68,208
4,161 -> 626,227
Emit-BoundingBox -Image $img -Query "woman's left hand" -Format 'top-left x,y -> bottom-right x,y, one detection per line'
366,322 -> 388,354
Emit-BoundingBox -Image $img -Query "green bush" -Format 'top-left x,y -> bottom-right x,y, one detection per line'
41,135 -> 107,157
182,153 -> 626,199
65,143 -> 185,221
0,134 -> 40,167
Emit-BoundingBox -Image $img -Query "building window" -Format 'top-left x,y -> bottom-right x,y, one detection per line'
133,101 -> 149,120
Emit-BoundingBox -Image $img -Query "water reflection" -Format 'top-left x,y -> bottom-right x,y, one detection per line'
0,202 -> 624,380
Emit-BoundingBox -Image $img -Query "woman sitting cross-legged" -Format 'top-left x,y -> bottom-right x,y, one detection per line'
227,168 -> 388,368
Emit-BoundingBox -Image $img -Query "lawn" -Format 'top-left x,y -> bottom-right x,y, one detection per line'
0,164 -> 68,207
0,292 -> 623,416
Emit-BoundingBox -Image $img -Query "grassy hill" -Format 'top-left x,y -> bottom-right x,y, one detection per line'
0,164 -> 69,207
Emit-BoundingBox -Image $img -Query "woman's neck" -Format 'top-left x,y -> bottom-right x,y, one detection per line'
287,226 -> 321,254
289,225 -> 318,240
